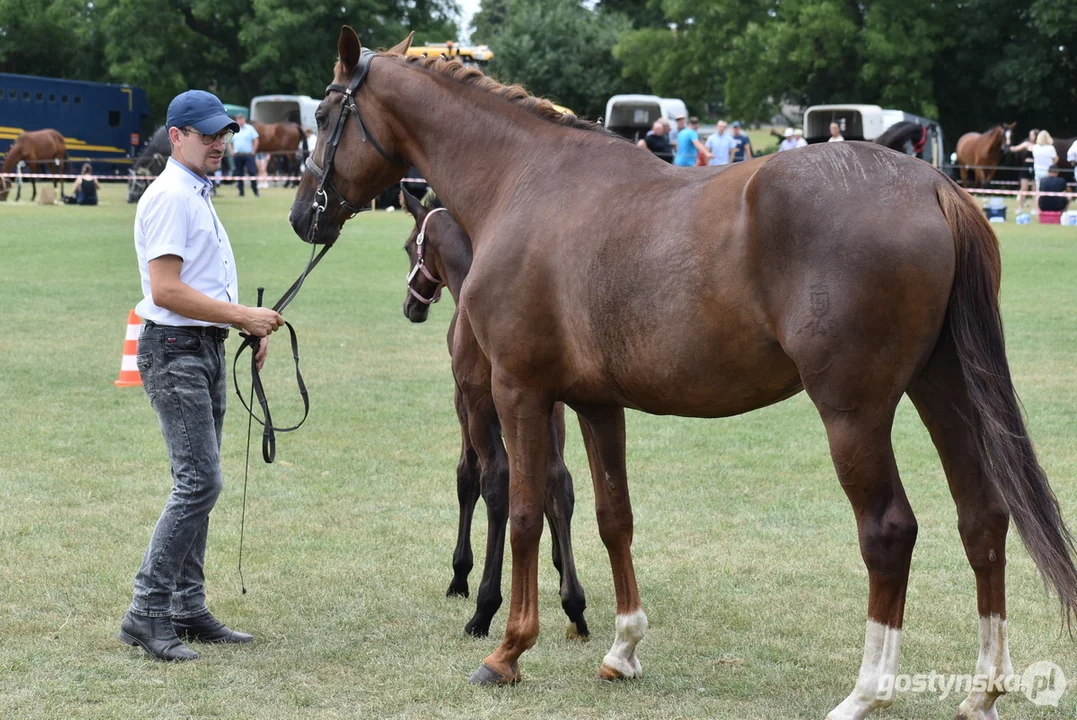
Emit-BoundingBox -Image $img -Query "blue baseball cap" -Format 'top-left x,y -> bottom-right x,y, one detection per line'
731,121 -> 742,128
166,90 -> 240,135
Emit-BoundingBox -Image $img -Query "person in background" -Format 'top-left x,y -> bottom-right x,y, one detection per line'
828,122 -> 845,142
1031,130 -> 1059,212
230,113 -> 260,198
705,120 -> 734,166
729,121 -> 753,163
1009,129 -> 1039,212
638,119 -> 673,163
71,163 -> 99,205
669,114 -> 686,152
1068,137 -> 1077,165
778,128 -> 799,152
1037,166 -> 1069,214
793,128 -> 807,148
674,117 -> 712,167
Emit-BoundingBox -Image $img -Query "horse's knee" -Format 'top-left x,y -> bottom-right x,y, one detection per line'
957,502 -> 1009,571
860,507 -> 918,575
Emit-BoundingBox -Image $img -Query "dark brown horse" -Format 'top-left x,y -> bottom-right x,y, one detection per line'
398,189 -> 589,639
874,121 -> 927,157
955,123 -> 1015,187
252,121 -> 306,187
0,129 -> 67,202
290,29 -> 1077,719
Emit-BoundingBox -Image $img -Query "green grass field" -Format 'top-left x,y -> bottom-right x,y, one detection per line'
1,184 -> 1075,719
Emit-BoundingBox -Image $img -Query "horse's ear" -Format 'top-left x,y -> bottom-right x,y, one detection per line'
401,185 -> 425,221
387,31 -> 415,55
338,26 -> 363,71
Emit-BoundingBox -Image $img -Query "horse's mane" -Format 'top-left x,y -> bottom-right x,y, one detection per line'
380,52 -> 613,136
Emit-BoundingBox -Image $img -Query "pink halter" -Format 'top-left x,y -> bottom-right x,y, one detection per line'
406,208 -> 447,305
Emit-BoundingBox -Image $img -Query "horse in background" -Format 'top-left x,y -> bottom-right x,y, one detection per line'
397,187 -> 589,639
252,121 -> 306,188
955,123 -> 1015,187
0,129 -> 67,202
126,126 -> 171,203
875,121 -> 927,157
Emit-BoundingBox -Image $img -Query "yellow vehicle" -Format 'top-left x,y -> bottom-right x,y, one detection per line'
405,42 -> 494,71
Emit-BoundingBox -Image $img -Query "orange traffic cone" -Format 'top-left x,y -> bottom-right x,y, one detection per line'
115,310 -> 143,387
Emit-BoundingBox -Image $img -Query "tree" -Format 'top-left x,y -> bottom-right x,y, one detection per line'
488,0 -> 631,120
471,0 -> 509,43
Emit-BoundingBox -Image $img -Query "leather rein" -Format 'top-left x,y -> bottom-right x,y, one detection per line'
233,47 -> 404,464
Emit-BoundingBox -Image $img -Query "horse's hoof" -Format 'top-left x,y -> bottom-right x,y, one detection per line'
446,580 -> 469,598
468,662 -> 519,685
565,621 -> 590,642
465,615 -> 492,637
598,663 -> 627,681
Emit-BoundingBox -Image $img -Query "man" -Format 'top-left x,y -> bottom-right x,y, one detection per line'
637,119 -> 672,162
121,89 -> 284,662
674,116 -> 712,167
231,113 -> 260,197
778,128 -> 798,152
1038,166 -> 1070,213
729,121 -> 753,163
793,128 -> 807,148
828,122 -> 845,142
705,119 -> 734,166
669,114 -> 687,152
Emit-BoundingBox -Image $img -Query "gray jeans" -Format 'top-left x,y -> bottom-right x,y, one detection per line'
131,322 -> 227,618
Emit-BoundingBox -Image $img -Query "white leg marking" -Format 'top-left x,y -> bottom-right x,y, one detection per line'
601,609 -> 647,678
954,615 -> 1012,720
826,620 -> 902,720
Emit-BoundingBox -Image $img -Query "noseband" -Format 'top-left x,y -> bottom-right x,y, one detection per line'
304,47 -> 407,244
406,208 -> 448,304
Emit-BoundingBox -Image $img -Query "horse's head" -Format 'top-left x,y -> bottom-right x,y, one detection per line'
1001,122 -> 1017,153
400,187 -> 451,323
289,26 -> 415,245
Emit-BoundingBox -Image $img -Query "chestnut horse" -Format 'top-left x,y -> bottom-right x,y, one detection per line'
955,123 -> 1015,188
252,121 -> 306,187
291,29 -> 1077,719
397,189 -> 589,639
0,129 -> 67,202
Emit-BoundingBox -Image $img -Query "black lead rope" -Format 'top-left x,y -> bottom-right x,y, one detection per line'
234,243 -> 333,593
233,46 -> 399,592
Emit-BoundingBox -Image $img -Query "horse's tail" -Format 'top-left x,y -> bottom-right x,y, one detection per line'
937,180 -> 1077,629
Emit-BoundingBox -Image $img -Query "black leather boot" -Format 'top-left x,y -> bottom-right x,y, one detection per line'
119,611 -> 199,661
172,612 -> 254,644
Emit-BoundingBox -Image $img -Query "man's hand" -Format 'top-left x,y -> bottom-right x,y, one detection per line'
238,306 -> 284,338
255,336 -> 269,371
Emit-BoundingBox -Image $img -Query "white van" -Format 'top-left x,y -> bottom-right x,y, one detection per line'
604,94 -> 688,142
249,94 -> 320,133
803,104 -> 945,168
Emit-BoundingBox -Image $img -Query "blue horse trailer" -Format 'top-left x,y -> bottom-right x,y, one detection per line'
0,73 -> 150,176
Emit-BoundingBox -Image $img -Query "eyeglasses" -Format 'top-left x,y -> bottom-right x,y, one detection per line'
181,127 -> 235,145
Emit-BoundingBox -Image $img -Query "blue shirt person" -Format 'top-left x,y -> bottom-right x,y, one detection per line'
674,117 -> 711,167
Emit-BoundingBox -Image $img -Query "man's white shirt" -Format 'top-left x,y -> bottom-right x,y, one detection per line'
134,158 -> 238,327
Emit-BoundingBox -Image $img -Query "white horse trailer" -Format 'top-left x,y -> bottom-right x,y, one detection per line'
249,94 -> 320,134
803,104 -> 945,168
